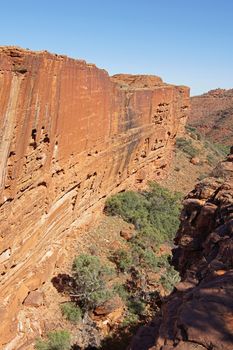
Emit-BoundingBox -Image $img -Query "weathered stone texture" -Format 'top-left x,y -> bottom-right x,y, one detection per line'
0,46 -> 189,347
190,88 -> 233,145
130,149 -> 233,350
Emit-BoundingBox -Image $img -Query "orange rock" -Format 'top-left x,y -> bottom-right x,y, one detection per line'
120,228 -> 135,240
215,269 -> 227,276
93,296 -> 124,336
190,156 -> 200,165
0,46 -> 190,347
23,290 -> 45,307
94,295 -> 124,317
190,88 -> 233,146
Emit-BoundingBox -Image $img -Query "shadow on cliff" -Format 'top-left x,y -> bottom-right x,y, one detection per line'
173,273 -> 233,348
51,273 -> 76,293
123,272 -> 233,350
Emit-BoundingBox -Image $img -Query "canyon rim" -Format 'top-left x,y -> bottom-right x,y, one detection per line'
0,46 -> 189,348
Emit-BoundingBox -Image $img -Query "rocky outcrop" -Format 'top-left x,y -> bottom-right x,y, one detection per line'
0,46 -> 189,347
130,147 -> 233,350
190,88 -> 233,145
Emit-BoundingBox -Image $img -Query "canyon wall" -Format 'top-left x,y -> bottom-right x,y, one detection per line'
0,46 -> 189,347
130,147 -> 233,350
190,88 -> 233,145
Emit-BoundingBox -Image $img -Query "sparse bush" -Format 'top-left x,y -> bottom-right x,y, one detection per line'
159,266 -> 180,292
140,249 -> 160,271
205,140 -> 230,158
185,125 -> 202,140
198,173 -> 208,181
106,183 -> 182,317
35,330 -> 71,350
72,254 -> 114,310
207,153 -> 216,166
60,302 -> 82,324
144,183 -> 182,242
121,311 -> 139,327
120,297 -> 146,328
105,191 -> 147,227
110,249 -> 133,273
214,143 -> 230,156
113,283 -> 129,302
127,298 -> 146,316
105,183 -> 182,244
176,137 -> 199,158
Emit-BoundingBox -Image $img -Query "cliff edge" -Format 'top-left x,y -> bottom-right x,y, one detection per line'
130,147 -> 233,350
0,46 -> 189,347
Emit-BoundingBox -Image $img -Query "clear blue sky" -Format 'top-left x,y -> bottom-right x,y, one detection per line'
1,0 -> 233,95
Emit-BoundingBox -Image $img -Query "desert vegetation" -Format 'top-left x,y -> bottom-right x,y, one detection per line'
35,183 -> 182,349
35,330 -> 71,350
177,126 -> 229,161
105,182 -> 182,244
71,254 -> 114,310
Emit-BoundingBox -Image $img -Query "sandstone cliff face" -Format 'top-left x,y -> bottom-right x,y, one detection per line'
0,46 -> 189,347
190,89 -> 233,145
130,148 -> 233,350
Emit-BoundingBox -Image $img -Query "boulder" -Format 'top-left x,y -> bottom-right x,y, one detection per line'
23,290 -> 45,307
190,157 -> 200,165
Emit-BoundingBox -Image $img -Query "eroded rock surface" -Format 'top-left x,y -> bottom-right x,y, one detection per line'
130,148 -> 233,350
190,88 -> 233,145
0,46 -> 189,347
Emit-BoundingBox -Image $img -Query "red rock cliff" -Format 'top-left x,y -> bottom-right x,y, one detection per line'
0,46 -> 189,347
190,88 -> 233,145
130,148 -> 233,350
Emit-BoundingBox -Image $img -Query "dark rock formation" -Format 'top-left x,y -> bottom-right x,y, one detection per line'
130,148 -> 233,350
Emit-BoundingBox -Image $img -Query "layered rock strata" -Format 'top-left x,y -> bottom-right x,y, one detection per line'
190,89 -> 233,145
130,147 -> 233,350
0,46 -> 189,347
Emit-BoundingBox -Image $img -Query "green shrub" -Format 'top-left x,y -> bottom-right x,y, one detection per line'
127,298 -> 146,316
35,330 -> 71,350
60,302 -> 82,324
140,249 -> 160,271
104,184 -> 183,328
185,125 -> 202,140
105,191 -> 147,227
121,311 -> 139,327
105,183 -> 182,244
121,298 -> 146,327
205,140 -> 230,159
113,283 -> 129,302
159,266 -> 180,292
176,137 -> 199,158
207,153 -> 216,166
214,143 -> 230,156
144,183 -> 182,242
110,249 -> 133,273
198,173 -> 208,181
72,254 -> 114,310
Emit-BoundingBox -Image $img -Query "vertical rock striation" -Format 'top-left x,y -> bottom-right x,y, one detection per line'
0,46 -> 189,347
